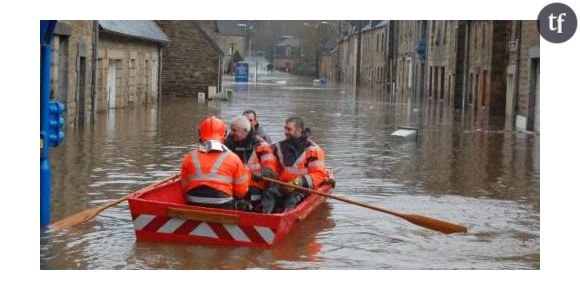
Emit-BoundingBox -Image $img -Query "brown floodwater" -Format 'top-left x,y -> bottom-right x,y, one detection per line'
42,71 -> 539,269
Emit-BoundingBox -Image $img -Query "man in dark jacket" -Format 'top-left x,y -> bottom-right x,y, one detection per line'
243,109 -> 272,144
226,115 -> 278,212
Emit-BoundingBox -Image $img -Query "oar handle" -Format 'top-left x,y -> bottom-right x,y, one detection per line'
262,177 -> 467,234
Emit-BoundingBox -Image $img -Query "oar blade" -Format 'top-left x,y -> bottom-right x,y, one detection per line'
403,214 -> 467,234
48,207 -> 102,229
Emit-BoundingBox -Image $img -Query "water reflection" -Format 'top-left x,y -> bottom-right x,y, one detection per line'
128,203 -> 335,269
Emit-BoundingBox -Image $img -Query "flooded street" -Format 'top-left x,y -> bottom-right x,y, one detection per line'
42,71 -> 539,269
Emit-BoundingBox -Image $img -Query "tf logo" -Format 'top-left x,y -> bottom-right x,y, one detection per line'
538,2 -> 577,43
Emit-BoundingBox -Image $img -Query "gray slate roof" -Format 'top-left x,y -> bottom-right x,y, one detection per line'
216,21 -> 247,36
98,20 -> 169,43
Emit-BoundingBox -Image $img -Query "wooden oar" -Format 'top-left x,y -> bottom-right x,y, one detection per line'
262,177 -> 467,234
49,173 -> 179,229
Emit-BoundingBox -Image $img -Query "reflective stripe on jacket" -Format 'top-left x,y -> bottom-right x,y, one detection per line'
274,139 -> 328,189
245,142 -> 277,190
181,148 -> 249,201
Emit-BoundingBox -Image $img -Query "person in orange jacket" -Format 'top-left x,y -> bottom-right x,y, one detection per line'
225,115 -> 278,211
262,116 -> 329,212
181,116 -> 250,210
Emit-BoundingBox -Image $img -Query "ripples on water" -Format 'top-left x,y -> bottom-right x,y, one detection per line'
42,73 -> 539,269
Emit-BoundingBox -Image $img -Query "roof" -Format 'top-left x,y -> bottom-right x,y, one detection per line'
216,21 -> 247,36
192,21 -> 224,56
274,37 -> 300,47
362,21 -> 372,32
98,20 -> 169,43
375,20 -> 389,28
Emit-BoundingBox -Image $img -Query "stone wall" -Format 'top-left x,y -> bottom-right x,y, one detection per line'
157,21 -> 221,98
427,20 -> 460,104
394,21 -> 416,101
360,26 -> 388,87
96,34 -> 161,111
51,20 -> 95,122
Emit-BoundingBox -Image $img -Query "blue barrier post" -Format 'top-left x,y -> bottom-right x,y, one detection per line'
40,20 -> 58,227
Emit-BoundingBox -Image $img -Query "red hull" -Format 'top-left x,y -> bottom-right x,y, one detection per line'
128,177 -> 331,248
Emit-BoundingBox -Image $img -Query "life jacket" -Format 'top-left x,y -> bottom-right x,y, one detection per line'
181,146 -> 249,206
273,135 -> 327,189
226,134 -> 277,201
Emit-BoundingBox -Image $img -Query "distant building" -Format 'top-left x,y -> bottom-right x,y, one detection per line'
272,36 -> 301,72
393,21 -> 417,101
360,21 -> 388,88
216,21 -> 247,74
157,21 -> 224,99
338,21 -> 363,86
319,44 -> 338,81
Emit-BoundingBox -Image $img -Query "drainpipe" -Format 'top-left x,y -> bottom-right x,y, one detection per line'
158,45 -> 163,107
90,20 -> 99,118
461,21 -> 470,119
512,20 -> 522,127
220,56 -> 223,90
355,20 -> 362,89
336,21 -> 342,82
422,21 -> 429,103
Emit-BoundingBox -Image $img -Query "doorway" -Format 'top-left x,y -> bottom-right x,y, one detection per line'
107,60 -> 118,109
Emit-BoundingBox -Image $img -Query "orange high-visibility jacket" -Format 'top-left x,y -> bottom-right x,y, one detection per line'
181,148 -> 249,199
273,139 -> 328,189
246,141 -> 277,189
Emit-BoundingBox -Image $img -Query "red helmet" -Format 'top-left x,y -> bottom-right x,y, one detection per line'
198,116 -> 227,142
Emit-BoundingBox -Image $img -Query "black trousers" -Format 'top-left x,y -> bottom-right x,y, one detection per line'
261,184 -> 307,213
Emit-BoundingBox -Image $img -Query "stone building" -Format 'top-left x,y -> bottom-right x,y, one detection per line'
337,21 -> 362,86
96,21 -> 168,111
157,21 -> 224,99
359,21 -> 388,88
505,20 -> 540,132
216,21 -> 246,74
50,21 -> 96,122
425,20 -> 465,107
319,45 -> 338,81
460,21 -> 510,116
393,21 -> 417,101
272,36 -> 301,72
50,20 -> 168,120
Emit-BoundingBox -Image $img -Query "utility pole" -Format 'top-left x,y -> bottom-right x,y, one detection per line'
336,20 -> 342,82
355,20 -> 362,89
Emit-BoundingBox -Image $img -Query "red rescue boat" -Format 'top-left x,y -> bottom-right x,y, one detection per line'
128,175 -> 333,248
